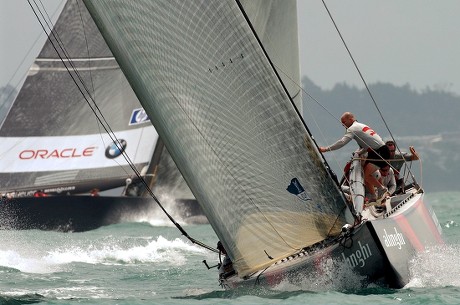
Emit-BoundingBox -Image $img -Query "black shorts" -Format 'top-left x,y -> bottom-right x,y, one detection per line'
366,145 -> 390,168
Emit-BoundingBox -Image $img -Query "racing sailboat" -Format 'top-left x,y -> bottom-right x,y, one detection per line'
82,0 -> 443,288
0,0 -> 202,232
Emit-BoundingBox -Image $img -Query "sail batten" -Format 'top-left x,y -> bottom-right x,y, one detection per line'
84,0 -> 346,277
36,57 -> 116,62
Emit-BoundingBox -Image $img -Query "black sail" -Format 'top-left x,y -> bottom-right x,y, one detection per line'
0,0 -> 157,195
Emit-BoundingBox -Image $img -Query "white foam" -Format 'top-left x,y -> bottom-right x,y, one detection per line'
272,255 -> 367,292
406,244 -> 460,287
121,193 -> 201,227
0,235 -> 206,274
0,249 -> 57,273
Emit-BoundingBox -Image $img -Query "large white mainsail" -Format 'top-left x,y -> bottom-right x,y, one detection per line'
240,0 -> 302,112
151,0 -> 301,205
84,0 -> 347,277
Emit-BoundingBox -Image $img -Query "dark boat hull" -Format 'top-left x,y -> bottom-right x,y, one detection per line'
221,192 -> 443,289
0,196 -> 204,232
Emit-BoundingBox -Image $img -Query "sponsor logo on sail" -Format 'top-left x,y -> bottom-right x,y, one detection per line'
19,147 -> 96,159
105,139 -> 127,159
341,241 -> 372,268
129,108 -> 150,125
286,177 -> 311,201
382,227 -> 406,249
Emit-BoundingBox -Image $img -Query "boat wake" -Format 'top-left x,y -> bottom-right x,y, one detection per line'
406,244 -> 460,287
265,243 -> 460,291
119,193 -> 207,227
272,256 -> 369,292
0,235 -> 206,274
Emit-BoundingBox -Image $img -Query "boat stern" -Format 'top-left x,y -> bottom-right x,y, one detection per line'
366,192 -> 444,287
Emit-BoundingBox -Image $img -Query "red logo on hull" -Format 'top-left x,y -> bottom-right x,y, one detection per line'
19,147 -> 96,159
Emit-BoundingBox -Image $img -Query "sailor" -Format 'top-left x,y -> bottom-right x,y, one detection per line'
385,140 -> 419,192
320,112 -> 391,204
217,241 -> 235,279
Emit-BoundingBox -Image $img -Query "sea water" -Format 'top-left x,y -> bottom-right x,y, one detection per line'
0,192 -> 459,305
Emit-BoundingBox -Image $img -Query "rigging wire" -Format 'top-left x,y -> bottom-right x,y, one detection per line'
269,2 -> 423,219
28,0 -> 218,254
234,0 -> 354,240
30,0 -> 157,195
321,0 -> 390,136
72,0 -> 127,174
35,0 -> 138,178
74,0 -> 102,140
321,0 -> 419,187
240,0 -> 351,193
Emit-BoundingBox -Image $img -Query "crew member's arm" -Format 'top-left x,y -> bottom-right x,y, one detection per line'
320,135 -> 352,153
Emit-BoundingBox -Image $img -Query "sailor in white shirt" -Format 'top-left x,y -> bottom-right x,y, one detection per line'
320,112 -> 391,204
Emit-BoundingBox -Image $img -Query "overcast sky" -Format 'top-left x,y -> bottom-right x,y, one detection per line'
298,0 -> 460,94
1,0 -> 460,95
0,0 -> 64,91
